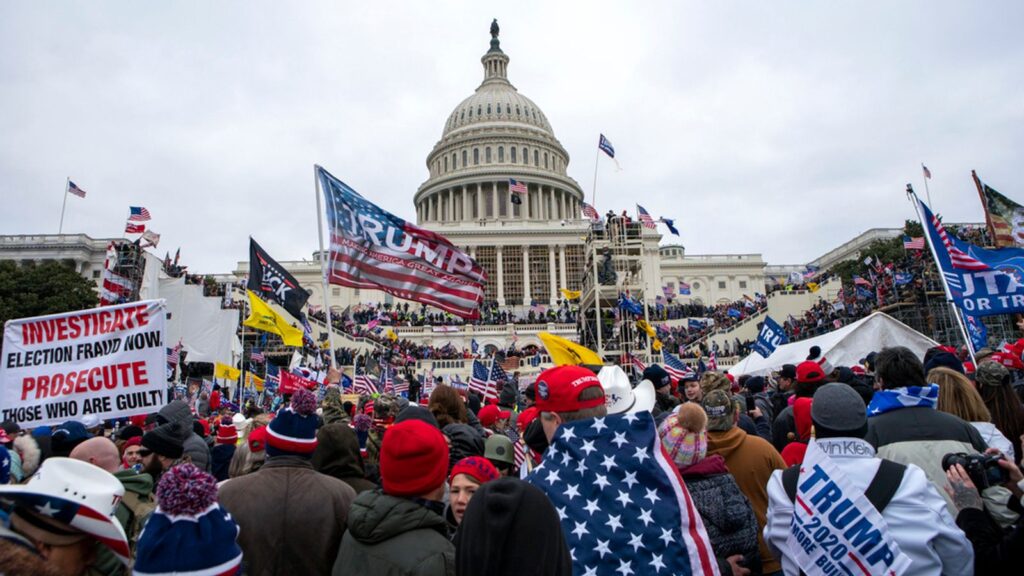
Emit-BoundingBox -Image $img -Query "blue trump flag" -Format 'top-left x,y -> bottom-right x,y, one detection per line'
687,318 -> 704,330
752,316 -> 788,358
726,308 -> 742,319
918,195 -> 1024,316
894,272 -> 914,286
965,314 -> 988,353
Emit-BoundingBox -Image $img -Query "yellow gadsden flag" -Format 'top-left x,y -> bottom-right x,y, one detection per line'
560,288 -> 582,301
539,332 -> 603,367
807,282 -> 820,293
246,372 -> 265,392
636,319 -> 656,338
244,290 -> 304,347
214,362 -> 241,381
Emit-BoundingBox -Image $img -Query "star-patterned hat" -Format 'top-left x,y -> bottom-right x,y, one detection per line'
0,457 -> 130,565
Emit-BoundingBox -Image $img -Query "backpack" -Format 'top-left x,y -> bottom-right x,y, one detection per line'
119,490 -> 157,553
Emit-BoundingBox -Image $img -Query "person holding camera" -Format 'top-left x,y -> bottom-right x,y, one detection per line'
945,448 -> 1024,574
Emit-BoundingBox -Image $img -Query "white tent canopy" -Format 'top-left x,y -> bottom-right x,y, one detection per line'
728,312 -> 939,377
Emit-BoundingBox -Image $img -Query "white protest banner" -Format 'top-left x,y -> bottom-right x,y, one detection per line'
1,300 -> 168,427
786,440 -> 912,576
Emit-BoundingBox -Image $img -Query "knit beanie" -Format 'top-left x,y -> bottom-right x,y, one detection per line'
449,456 -> 500,485
380,419 -> 449,497
744,376 -> 766,394
643,364 -> 672,390
657,403 -> 708,468
811,383 -> 868,439
215,418 -> 238,446
142,422 -> 185,459
266,389 -> 319,458
133,464 -> 242,575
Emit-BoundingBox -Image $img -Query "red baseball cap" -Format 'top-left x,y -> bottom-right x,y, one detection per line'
534,365 -> 604,413
796,360 -> 826,384
477,404 -> 511,428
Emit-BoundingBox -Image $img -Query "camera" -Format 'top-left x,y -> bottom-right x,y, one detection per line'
941,452 -> 1010,490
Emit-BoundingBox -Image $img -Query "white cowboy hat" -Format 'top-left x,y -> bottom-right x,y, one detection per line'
599,365 -> 656,415
0,457 -> 130,565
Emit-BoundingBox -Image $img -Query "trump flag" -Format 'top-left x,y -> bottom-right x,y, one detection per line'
317,166 -> 486,319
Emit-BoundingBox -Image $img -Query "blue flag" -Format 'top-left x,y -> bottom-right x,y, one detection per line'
471,339 -> 479,354
726,308 -> 742,319
965,314 -> 988,353
894,272 -> 914,286
598,134 -> 615,158
918,196 -> 1024,316
526,413 -> 718,575
856,286 -> 875,300
618,293 -> 644,316
687,318 -> 704,330
659,218 -> 680,236
752,316 -> 788,358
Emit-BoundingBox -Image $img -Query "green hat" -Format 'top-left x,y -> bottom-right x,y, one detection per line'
484,434 -> 515,467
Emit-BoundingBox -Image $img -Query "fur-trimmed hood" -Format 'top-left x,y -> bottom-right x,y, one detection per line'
13,435 -> 41,478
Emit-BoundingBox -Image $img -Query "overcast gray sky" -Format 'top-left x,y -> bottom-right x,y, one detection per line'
2,1 -> 1022,273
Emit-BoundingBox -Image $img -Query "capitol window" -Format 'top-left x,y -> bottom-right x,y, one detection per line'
452,153 -> 457,169
468,108 -> 472,118
693,282 -> 701,290
522,147 -> 527,164
487,104 -> 491,114
506,104 -> 511,114
516,105 -> 520,116
544,152 -> 548,169
718,281 -> 726,289
510,147 -> 517,163
473,148 -> 480,165
462,150 -> 468,167
485,147 -> 491,163
498,146 -> 504,162
461,110 -> 465,120
740,280 -> 747,289
444,156 -> 448,171
477,105 -> 482,116
534,150 -> 539,166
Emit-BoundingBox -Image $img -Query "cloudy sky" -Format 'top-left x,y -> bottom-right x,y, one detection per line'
2,1 -> 1022,273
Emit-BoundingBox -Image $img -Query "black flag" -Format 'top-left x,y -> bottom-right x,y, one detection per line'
248,237 -> 310,320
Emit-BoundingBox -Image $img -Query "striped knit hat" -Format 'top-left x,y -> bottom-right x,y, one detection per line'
657,403 -> 708,468
266,389 -> 319,457
133,464 -> 242,575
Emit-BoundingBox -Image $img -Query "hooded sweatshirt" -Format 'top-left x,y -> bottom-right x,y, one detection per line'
707,426 -> 786,574
158,400 -> 211,472
313,422 -> 377,494
455,477 -> 572,576
333,490 -> 454,576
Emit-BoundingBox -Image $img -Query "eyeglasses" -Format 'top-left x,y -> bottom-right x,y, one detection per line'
138,448 -> 153,457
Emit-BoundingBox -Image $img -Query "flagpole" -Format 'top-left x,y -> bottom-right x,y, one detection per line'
590,143 -> 600,210
907,185 -> 975,364
239,295 -> 248,405
313,165 -> 338,370
59,178 -> 70,234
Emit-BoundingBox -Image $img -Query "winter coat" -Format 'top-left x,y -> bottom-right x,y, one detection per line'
707,426 -> 786,574
971,421 -> 1015,462
765,437 -> 973,576
210,444 -> 236,482
679,455 -> 760,575
655,391 -> 680,414
443,423 -> 485,468
333,489 -> 455,576
313,421 -> 378,494
865,406 -> 988,515
219,456 -> 357,576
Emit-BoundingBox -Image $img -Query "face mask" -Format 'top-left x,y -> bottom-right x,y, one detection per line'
523,418 -> 549,454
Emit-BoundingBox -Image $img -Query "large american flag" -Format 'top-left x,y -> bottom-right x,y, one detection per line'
629,354 -> 647,374
128,206 -> 152,221
707,351 -> 718,371
509,178 -> 528,195
318,166 -> 486,319
636,205 -> 657,229
526,413 -> 718,575
469,359 -> 499,401
581,202 -> 600,221
662,350 -> 696,382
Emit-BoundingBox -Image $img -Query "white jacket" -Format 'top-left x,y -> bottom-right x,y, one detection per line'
971,421 -> 1015,462
764,437 -> 973,576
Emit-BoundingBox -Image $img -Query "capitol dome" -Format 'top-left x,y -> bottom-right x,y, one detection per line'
415,21 -> 584,226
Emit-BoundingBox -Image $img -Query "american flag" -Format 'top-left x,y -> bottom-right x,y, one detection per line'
99,269 -> 134,306
903,236 -> 925,250
513,438 -> 527,469
449,374 -> 469,392
921,199 -> 988,271
509,178 -> 528,195
922,164 -> 932,179
636,205 -> 657,229
167,343 -> 182,366
394,374 -> 409,395
852,275 -> 873,287
380,363 -> 395,394
662,350 -> 696,382
128,206 -> 151,221
629,354 -> 646,373
124,222 -> 145,234
318,166 -> 486,319
525,413 -> 718,576
469,359 -> 499,401
581,202 -> 600,221
354,364 -> 379,395
707,351 -> 718,371
250,349 -> 265,363
67,180 -> 87,198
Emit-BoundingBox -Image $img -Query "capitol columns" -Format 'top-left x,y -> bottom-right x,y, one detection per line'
522,246 -> 531,305
558,245 -> 567,294
462,185 -> 469,220
496,246 -> 505,305
491,182 -> 499,220
548,245 -> 557,305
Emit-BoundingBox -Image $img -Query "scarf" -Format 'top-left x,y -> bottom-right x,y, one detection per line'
866,384 -> 939,417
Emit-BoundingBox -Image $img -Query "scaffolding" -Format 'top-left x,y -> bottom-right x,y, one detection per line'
578,220 -> 653,371
105,239 -> 147,303
881,295 -> 1018,351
